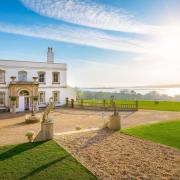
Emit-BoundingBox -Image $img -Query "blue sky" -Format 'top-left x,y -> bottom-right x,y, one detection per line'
0,0 -> 180,87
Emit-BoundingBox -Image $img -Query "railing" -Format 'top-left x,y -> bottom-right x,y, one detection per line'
65,98 -> 138,111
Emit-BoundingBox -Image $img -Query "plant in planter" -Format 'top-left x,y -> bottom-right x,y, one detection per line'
33,96 -> 39,102
25,131 -> 35,142
10,96 -> 17,104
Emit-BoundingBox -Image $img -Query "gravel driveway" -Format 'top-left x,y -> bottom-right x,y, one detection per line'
55,129 -> 180,180
1,108 -> 180,145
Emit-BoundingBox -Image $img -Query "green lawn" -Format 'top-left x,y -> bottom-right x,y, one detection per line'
122,120 -> 180,149
0,140 -> 97,180
78,99 -> 180,111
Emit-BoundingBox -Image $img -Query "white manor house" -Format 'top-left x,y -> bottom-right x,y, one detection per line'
0,48 -> 76,113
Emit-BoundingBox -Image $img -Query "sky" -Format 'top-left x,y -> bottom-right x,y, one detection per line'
0,0 -> 180,87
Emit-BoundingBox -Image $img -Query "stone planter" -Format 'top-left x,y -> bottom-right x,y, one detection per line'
25,131 -> 35,142
41,121 -> 54,140
27,135 -> 34,142
11,104 -> 16,114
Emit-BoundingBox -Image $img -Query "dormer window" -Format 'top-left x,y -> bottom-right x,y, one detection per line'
38,72 -> 45,83
52,72 -> 60,83
0,70 -> 5,84
18,71 -> 27,81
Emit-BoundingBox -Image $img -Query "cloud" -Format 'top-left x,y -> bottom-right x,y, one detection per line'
0,23 -> 152,53
20,0 -> 162,34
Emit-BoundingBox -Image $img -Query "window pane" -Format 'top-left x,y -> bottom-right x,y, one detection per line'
39,92 -> 45,104
53,91 -> 59,103
53,72 -> 59,83
39,72 -> 45,83
18,71 -> 27,81
0,71 -> 5,83
0,92 -> 5,106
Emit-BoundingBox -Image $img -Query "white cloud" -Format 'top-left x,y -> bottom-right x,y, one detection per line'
20,0 -> 163,34
0,23 -> 151,53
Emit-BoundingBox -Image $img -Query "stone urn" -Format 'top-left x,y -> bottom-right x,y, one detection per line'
10,76 -> 16,83
32,76 -> 38,83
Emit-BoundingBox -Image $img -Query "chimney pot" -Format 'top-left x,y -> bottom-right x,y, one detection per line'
47,47 -> 54,63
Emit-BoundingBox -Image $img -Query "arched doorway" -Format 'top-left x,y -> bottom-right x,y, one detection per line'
19,90 -> 30,111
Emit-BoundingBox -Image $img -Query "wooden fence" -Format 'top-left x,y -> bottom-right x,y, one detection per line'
65,98 -> 138,111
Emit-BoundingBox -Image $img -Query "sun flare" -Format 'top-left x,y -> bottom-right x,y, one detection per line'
155,26 -> 180,59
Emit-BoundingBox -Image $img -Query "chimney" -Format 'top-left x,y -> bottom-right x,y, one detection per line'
47,47 -> 54,63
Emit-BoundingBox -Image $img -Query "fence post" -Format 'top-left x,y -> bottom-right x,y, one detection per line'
81,99 -> 84,108
136,100 -> 138,110
110,95 -> 114,107
66,97 -> 69,107
71,99 -> 74,108
103,99 -> 106,110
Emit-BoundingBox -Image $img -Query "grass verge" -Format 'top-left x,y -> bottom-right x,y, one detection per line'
0,140 -> 97,180
122,120 -> 180,149
79,100 -> 180,111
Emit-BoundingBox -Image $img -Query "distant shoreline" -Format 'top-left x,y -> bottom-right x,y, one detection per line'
78,86 -> 180,96
77,84 -> 180,89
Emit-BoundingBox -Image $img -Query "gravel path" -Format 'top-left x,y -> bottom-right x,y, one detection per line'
55,129 -> 180,180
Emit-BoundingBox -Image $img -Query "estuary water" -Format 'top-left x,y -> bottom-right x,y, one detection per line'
80,87 -> 180,97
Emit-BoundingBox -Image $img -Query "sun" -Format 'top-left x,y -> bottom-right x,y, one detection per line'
155,26 -> 180,60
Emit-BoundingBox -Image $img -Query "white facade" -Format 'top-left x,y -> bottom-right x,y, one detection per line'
0,48 -> 76,112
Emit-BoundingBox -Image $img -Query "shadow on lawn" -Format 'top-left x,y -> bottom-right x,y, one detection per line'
20,155 -> 69,180
0,141 -> 45,161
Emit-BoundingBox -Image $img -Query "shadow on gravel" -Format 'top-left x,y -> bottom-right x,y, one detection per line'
79,128 -> 115,150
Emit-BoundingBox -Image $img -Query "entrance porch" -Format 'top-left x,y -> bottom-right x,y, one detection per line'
8,81 -> 39,113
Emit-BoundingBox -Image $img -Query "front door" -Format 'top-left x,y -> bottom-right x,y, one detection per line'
24,97 -> 29,111
18,96 -> 25,112
18,96 -> 29,112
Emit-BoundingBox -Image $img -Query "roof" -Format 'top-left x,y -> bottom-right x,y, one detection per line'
0,59 -> 67,70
